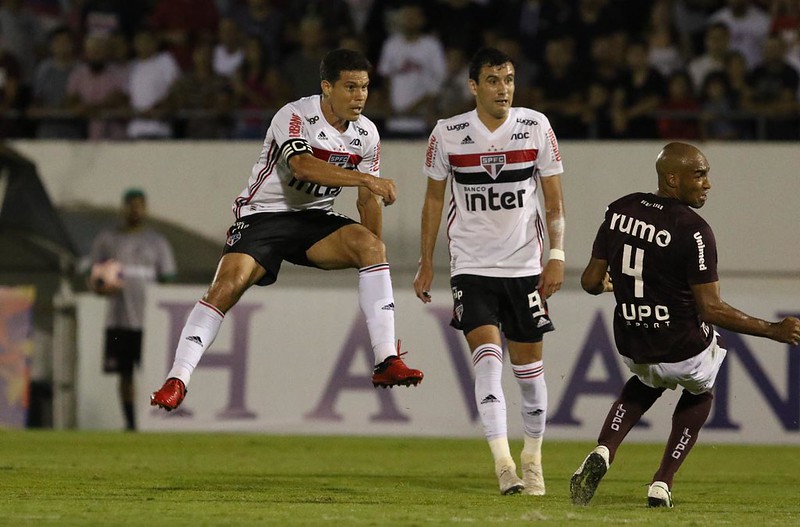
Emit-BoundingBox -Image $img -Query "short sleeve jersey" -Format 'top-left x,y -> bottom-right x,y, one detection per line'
90,227 -> 177,330
423,108 -> 563,278
233,95 -> 381,218
591,192 -> 719,363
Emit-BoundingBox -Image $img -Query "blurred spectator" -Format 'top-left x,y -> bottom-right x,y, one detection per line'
126,28 -> 180,139
168,43 -> 233,139
568,0 -> 625,64
700,70 -> 742,139
231,0 -> 285,67
66,33 -> 128,140
212,17 -> 244,78
646,0 -> 685,77
428,0 -> 488,55
658,70 -> 702,139
688,22 -> 731,92
672,0 -> 725,57
610,40 -> 665,138
434,46 -> 472,117
149,0 -> 220,71
281,16 -> 327,101
28,26 -> 82,139
377,4 -> 446,137
286,0 -> 354,50
107,31 -> 131,69
746,33 -> 800,139
531,35 -> 587,138
709,0 -> 771,68
231,34 -> 280,139
0,0 -> 46,89
0,43 -> 21,138
75,0 -> 148,40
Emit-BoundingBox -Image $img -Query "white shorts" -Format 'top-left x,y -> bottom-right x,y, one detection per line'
623,334 -> 727,395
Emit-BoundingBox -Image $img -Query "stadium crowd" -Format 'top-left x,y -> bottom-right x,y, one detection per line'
7,0 -> 800,140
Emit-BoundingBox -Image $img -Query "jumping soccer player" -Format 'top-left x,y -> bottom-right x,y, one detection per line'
151,48 -> 423,411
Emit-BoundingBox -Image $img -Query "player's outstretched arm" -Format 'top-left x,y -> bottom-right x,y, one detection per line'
357,186 -> 382,238
288,153 -> 397,205
691,281 -> 800,345
414,178 -> 447,303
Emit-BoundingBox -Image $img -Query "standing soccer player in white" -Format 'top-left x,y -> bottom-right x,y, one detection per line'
414,47 -> 565,495
151,49 -> 423,412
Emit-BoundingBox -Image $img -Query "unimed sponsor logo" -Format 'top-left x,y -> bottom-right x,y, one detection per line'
425,135 -> 438,168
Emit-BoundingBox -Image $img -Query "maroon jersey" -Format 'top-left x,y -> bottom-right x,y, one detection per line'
591,192 -> 718,363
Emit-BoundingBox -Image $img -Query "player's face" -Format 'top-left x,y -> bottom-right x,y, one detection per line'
675,153 -> 711,208
471,62 -> 515,120
322,70 -> 369,122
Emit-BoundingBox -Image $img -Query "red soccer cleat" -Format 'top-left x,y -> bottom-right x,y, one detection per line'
150,378 -> 187,411
372,342 -> 424,388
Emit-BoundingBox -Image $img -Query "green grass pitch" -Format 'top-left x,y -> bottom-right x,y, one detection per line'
1,431 -> 798,526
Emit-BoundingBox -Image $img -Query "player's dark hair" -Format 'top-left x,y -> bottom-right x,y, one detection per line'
468,47 -> 514,83
320,48 -> 371,83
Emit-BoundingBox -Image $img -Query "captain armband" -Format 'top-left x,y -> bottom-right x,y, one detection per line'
279,138 -> 313,163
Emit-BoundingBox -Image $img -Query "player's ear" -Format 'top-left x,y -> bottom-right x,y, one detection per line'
321,80 -> 332,98
468,78 -> 478,96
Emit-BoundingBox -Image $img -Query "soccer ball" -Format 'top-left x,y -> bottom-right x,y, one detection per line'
90,259 -> 124,292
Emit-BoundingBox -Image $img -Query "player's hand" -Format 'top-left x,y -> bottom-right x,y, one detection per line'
366,176 -> 397,206
538,259 -> 564,299
414,263 -> 434,303
772,317 -> 800,345
602,272 -> 614,293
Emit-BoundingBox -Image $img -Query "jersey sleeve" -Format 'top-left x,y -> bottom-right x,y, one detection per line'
356,125 -> 381,177
534,114 -> 564,177
422,125 -> 450,181
270,102 -> 313,163
683,220 -> 719,285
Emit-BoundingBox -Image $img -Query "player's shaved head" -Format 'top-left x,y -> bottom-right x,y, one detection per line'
656,142 -> 706,187
655,142 -> 711,208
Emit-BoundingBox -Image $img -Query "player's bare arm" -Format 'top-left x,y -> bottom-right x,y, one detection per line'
414,178 -> 447,303
538,174 -> 565,298
288,153 -> 397,205
581,257 -> 613,295
357,186 -> 383,238
691,281 -> 800,345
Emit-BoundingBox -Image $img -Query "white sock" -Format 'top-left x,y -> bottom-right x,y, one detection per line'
489,437 -> 514,468
166,300 -> 224,386
358,263 -> 396,364
521,435 -> 543,466
513,360 -> 547,450
473,344 -> 507,456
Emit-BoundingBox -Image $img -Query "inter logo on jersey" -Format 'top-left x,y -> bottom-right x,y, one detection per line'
481,154 -> 506,179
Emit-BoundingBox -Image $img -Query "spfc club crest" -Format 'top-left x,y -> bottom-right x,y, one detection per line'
328,153 -> 350,168
226,232 -> 241,246
480,154 -> 506,179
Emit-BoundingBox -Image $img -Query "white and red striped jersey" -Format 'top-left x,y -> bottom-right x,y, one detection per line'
233,95 -> 381,218
423,107 -> 563,278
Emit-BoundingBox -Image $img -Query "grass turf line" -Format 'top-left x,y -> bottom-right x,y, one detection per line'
1,431 -> 798,526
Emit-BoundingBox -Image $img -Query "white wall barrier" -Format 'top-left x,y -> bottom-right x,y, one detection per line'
12,140 -> 800,274
75,281 -> 800,443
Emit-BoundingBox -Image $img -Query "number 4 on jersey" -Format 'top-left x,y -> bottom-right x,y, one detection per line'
622,244 -> 644,298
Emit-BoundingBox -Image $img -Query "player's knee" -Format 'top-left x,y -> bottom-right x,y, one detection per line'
204,275 -> 249,312
353,230 -> 386,264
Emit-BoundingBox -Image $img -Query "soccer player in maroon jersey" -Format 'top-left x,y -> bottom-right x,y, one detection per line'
415,47 -> 566,495
150,49 -> 423,412
571,142 -> 800,508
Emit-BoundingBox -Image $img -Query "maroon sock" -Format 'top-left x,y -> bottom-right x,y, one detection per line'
598,376 -> 664,463
652,389 -> 713,488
